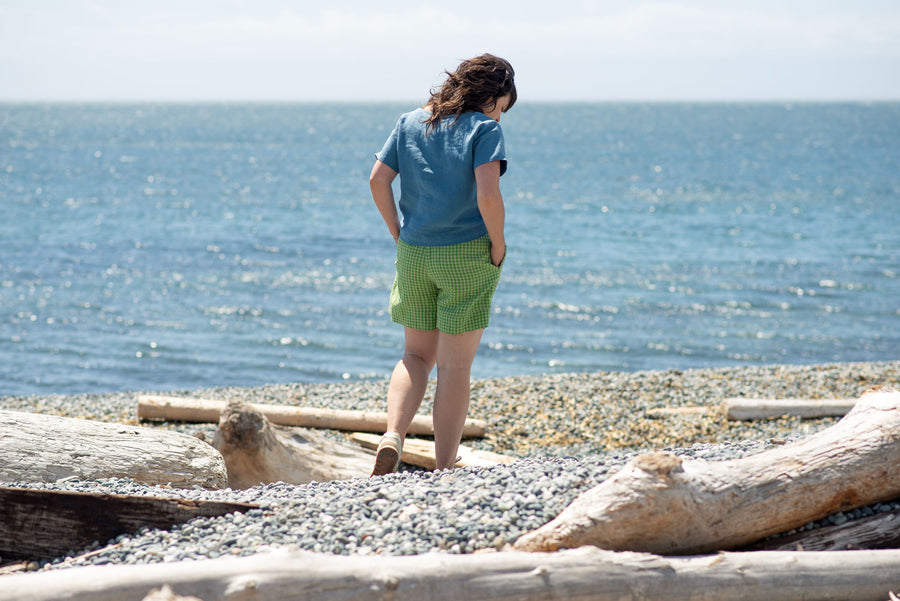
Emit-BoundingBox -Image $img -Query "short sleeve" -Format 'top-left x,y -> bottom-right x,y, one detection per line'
472,120 -> 507,176
375,119 -> 401,172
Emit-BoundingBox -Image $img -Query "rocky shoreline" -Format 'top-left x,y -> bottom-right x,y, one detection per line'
1,361 -> 899,570
3,360 -> 897,455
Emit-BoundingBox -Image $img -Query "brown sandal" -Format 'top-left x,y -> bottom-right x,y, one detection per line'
371,432 -> 403,477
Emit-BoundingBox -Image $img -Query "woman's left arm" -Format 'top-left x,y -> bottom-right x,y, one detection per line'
369,160 -> 400,241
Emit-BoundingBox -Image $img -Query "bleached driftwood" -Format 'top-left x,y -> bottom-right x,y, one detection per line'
350,432 -> 516,470
515,386 -> 900,555
211,400 -> 373,488
648,398 -> 856,421
0,409 -> 226,489
139,394 -> 488,438
0,487 -> 255,561
3,547 -> 900,601
723,397 -> 856,420
645,406 -> 710,418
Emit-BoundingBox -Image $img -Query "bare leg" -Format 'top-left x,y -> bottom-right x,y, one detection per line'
386,327 -> 438,438
432,328 -> 484,470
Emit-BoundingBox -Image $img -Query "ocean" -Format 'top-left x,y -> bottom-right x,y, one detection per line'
1,102 -> 898,396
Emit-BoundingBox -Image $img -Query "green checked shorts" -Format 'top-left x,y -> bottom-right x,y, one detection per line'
390,235 -> 503,334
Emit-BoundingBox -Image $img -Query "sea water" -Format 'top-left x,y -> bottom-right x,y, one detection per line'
1,102 -> 898,395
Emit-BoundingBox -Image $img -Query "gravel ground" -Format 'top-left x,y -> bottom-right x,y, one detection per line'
1,361 -> 898,571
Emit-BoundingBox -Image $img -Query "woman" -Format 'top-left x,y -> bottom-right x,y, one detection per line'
369,53 -> 516,475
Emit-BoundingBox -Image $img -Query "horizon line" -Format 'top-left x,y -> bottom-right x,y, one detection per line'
2,97 -> 899,105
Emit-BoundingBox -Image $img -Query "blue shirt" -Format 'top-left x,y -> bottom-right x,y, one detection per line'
375,108 -> 507,246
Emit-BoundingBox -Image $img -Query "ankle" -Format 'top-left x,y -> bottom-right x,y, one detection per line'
380,431 -> 403,448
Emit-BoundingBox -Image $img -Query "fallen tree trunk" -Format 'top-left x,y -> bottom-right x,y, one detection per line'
515,386 -> 900,555
350,432 -> 516,470
4,547 -> 900,601
645,406 -> 711,418
744,506 -> 900,552
722,397 -> 856,420
0,487 -> 256,561
139,395 -> 487,438
212,400 -> 373,488
0,410 -> 226,489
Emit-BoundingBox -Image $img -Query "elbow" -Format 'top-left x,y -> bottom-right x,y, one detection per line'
370,161 -> 397,191
478,191 -> 504,211
369,173 -> 389,198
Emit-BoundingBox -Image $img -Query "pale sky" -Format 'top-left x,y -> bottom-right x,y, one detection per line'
2,0 -> 899,102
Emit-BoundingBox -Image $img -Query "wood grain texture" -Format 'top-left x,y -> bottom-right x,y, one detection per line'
4,547 -> 900,601
139,395 -> 488,438
0,487 -> 256,561
0,409 -> 226,489
515,387 -> 900,555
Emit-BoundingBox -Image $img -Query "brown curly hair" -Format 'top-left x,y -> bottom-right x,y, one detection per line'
425,54 -> 517,132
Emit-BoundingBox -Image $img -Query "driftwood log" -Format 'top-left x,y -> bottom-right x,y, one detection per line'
515,386 -> 900,555
648,398 -> 856,420
139,394 -> 487,438
723,397 -> 856,420
0,409 -> 226,489
3,547 -> 900,601
745,506 -> 900,552
0,487 -> 256,561
212,400 -> 373,488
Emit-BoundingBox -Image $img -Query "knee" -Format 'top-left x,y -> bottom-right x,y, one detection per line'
402,350 -> 435,372
435,358 -> 473,377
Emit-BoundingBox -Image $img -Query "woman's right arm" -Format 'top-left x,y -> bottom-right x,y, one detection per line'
369,160 -> 400,242
475,160 -> 506,267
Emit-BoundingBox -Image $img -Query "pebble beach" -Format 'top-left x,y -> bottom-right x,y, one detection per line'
2,361 -> 899,571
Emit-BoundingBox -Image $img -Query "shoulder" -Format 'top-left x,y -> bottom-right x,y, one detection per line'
459,113 -> 504,141
434,113 -> 504,148
459,113 -> 504,146
456,111 -> 502,129
396,108 -> 430,129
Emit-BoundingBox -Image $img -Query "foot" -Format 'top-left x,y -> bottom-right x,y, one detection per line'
371,432 -> 403,477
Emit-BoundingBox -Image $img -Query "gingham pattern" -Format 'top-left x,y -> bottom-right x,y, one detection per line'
390,235 -> 502,334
